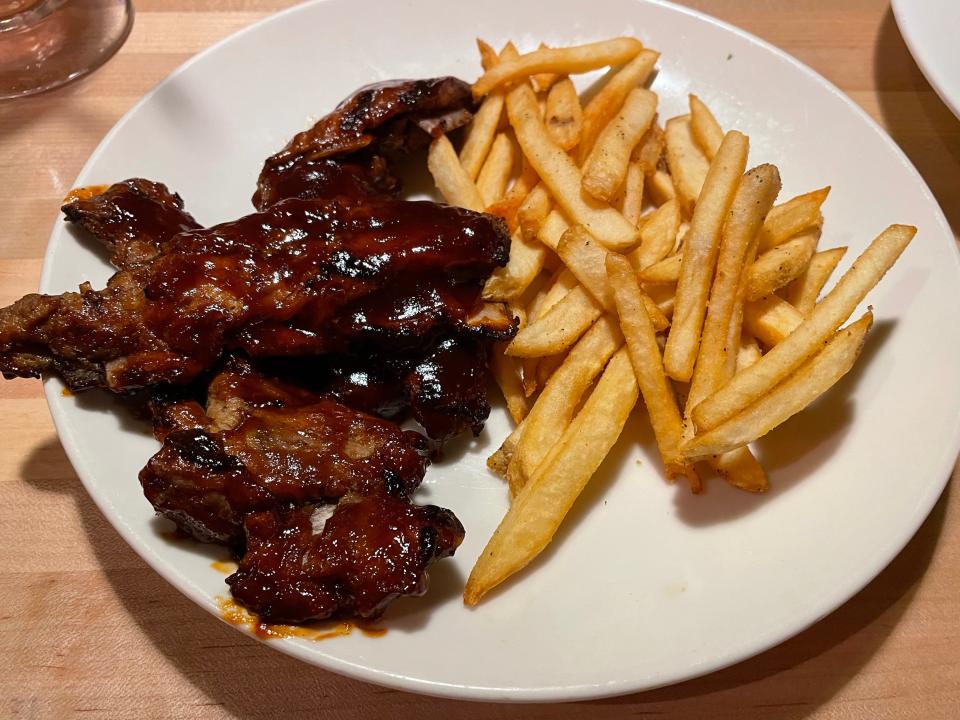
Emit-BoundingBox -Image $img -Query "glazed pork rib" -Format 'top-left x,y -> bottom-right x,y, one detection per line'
228,495 -> 464,623
0,197 -> 511,392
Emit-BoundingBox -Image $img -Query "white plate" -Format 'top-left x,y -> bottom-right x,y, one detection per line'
892,0 -> 960,119
39,0 -> 960,703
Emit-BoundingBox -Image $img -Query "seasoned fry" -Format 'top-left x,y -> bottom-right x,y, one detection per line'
577,49 -> 660,162
506,81 -> 640,250
491,345 -> 530,424
428,134 -> 485,211
629,198 -> 681,270
663,131 -> 749,381
582,88 -> 657,202
487,420 -> 525,478
606,254 -> 699,487
476,133 -> 516,206
511,316 -> 623,489
664,115 -> 711,216
633,121 -> 665,176
505,285 -> 602,357
689,94 -> 724,159
744,231 -> 818,301
743,295 -> 804,347
472,37 -> 644,99
712,446 -> 768,492
684,312 -> 873,459
647,169 -> 677,205
483,230 -> 547,301
757,186 -> 830,253
544,78 -> 582,151
537,209 -> 569,250
786,246 -> 847,315
736,332 -> 763,371
638,252 -> 682,284
518,183 -> 551,240
686,164 -> 781,419
529,43 -> 560,92
693,224 -> 916,431
460,43 -> 516,180
464,348 -> 638,605
618,161 -> 645,225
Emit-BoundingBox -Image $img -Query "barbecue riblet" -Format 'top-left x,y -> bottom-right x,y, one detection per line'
141,396 -> 429,545
62,179 -> 201,271
0,197 -> 511,391
227,494 -> 464,622
254,77 -> 473,210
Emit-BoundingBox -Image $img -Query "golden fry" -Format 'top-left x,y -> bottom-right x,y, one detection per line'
629,198 -> 681,271
518,183 -> 551,241
618,161 -> 645,225
664,115 -> 711,216
684,312 -> 873,459
428,134 -> 485,211
473,37 -> 644,99
637,251 -> 682,284
757,186 -> 830,253
476,133 -> 517,206
633,121 -> 665,176
505,285 -> 602,357
785,246 -> 847,315
743,295 -> 804,347
544,78 -> 583,151
744,231 -> 818,301
663,131 -> 749,382
483,230 -> 547,301
693,224 -> 915,431
582,88 -> 658,201
464,348 -> 638,605
647,168 -> 677,206
688,94 -> 724,159
491,346 -> 530,424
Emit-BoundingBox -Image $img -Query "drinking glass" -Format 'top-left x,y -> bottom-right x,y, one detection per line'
0,0 -> 133,99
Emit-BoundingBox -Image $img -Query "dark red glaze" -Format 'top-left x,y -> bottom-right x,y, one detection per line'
62,179 -> 201,270
140,398 -> 429,545
227,495 -> 464,622
254,77 -> 473,210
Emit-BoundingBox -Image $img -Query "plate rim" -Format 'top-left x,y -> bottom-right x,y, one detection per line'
37,0 -> 960,702
891,0 -> 960,120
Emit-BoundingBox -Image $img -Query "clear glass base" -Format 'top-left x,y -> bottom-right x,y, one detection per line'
0,0 -> 134,100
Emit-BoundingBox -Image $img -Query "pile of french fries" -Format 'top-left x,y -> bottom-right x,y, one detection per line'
425,37 -> 915,605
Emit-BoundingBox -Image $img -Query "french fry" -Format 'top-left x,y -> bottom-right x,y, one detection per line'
693,224 -> 916,431
464,348 -> 638,605
518,183 -> 551,240
491,346 -> 530,424
647,169 -> 677,205
487,419 -> 525,478
538,267 -> 579,314
544,78 -> 583,151
689,94 -> 724,159
629,198 -> 681,270
785,246 -> 847,315
606,254 -> 699,488
505,285 -> 602,357
558,225 -> 670,328
510,315 -> 623,489
477,133 -> 516,206
618,161 -> 645,225
756,186 -> 830,253
744,231 -> 818,301
645,282 -> 676,319
743,295 -> 804,347
577,49 -> 660,162
686,164 -> 781,420
473,37 -> 645,99
712,446 -> 768,492
663,131 -> 749,382
633,121 -> 665,176
664,115 -> 711,216
736,332 -> 763,371
536,352 -> 566,387
638,251 -> 682,284
529,43 -> 560,92
684,312 -> 873,459
582,88 -> 658,202
506,81 -> 640,250
483,230 -> 547,301
428,134 -> 485,211
460,42 -> 515,180
537,209 -> 569,250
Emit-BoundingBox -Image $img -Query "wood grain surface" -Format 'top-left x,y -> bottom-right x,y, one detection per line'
1,1 -> 958,717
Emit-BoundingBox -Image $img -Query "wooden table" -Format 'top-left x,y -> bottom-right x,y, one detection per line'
1,1 -> 958,717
